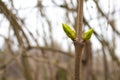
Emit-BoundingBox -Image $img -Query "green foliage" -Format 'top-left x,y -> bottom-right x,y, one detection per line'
62,23 -> 76,40
56,68 -> 67,80
82,28 -> 94,41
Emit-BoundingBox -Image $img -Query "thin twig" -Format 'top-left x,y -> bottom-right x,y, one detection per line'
76,0 -> 83,41
74,40 -> 85,80
74,0 -> 84,80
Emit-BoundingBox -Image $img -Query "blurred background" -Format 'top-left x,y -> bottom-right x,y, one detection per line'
0,0 -> 120,80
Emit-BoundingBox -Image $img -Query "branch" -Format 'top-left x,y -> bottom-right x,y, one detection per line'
74,40 -> 84,80
74,0 -> 84,80
0,0 -> 30,48
27,46 -> 74,58
76,0 -> 83,41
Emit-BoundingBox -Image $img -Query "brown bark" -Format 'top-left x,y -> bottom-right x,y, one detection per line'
74,0 -> 84,80
74,41 -> 85,80
81,41 -> 93,80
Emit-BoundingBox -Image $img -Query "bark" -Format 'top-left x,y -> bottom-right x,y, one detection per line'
74,0 -> 84,80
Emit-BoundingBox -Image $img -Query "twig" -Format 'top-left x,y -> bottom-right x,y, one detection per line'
28,46 -> 74,57
76,0 -> 83,40
74,0 -> 84,80
74,40 -> 85,80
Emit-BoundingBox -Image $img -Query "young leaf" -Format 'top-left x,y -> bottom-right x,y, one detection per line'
62,23 -> 76,40
82,28 -> 94,41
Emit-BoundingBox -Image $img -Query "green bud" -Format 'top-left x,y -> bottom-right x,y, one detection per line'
62,23 -> 76,40
82,28 -> 94,41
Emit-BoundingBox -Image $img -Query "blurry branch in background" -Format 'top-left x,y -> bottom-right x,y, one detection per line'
0,1 -> 75,80
94,0 -> 120,66
28,46 -> 74,57
0,34 -> 6,40
24,26 -> 40,46
0,1 -> 34,80
0,0 -> 120,80
82,41 -> 93,80
94,0 -> 120,36
102,44 -> 108,80
0,0 -> 30,48
37,0 -> 57,47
